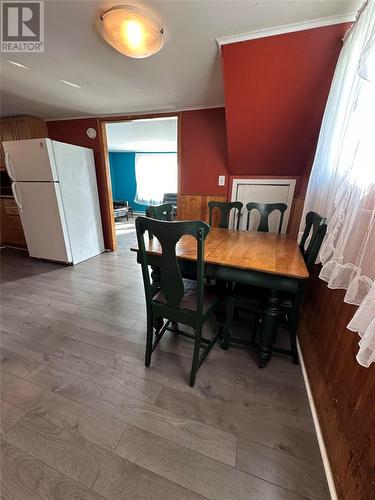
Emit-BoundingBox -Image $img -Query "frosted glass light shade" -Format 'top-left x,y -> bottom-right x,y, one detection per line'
100,5 -> 164,58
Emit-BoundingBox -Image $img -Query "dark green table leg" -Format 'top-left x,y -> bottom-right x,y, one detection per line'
259,289 -> 281,367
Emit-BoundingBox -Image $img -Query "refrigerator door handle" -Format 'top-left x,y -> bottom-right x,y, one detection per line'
11,182 -> 23,213
4,151 -> 16,181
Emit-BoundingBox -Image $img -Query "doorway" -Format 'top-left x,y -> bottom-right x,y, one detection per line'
102,115 -> 179,250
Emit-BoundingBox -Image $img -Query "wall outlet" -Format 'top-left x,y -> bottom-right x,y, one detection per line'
218,175 -> 225,186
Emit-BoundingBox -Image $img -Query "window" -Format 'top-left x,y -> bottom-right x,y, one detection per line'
134,153 -> 177,206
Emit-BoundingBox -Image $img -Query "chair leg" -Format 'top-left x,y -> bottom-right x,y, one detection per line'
221,296 -> 234,350
145,308 -> 154,367
189,325 -> 202,387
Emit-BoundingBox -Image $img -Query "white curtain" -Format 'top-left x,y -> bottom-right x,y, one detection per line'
299,0 -> 375,367
134,153 -> 177,206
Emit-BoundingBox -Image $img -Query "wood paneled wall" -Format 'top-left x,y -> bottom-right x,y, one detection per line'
299,266 -> 375,500
287,195 -> 305,238
177,195 -> 227,226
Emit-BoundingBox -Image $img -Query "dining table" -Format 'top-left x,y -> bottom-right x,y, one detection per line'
131,227 -> 309,366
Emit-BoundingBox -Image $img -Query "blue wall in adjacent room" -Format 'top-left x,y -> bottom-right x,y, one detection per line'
109,152 -> 148,213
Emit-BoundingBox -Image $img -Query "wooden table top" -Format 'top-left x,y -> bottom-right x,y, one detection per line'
131,227 -> 309,279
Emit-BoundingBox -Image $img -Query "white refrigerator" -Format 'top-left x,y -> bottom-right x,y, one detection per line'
2,138 -> 105,264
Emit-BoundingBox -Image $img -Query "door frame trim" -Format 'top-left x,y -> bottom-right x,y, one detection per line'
98,112 -> 182,251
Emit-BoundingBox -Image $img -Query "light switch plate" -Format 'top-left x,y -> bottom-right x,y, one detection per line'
218,175 -> 225,186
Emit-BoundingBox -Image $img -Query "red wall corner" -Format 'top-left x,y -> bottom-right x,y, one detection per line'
180,107 -> 228,196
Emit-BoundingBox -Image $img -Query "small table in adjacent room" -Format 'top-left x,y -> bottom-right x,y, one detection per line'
131,227 -> 309,366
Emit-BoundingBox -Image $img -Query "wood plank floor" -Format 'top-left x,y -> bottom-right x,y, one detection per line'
0,220 -> 329,499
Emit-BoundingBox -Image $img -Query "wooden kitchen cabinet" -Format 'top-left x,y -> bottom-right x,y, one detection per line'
0,115 -> 48,171
0,115 -> 48,249
0,198 -> 27,248
12,115 -> 49,140
12,117 -> 30,141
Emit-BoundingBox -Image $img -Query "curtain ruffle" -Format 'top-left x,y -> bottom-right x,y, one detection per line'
348,282 -> 375,367
319,261 -> 373,305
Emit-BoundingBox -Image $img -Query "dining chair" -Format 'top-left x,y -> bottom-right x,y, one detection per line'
208,201 -> 243,229
221,211 -> 327,365
146,202 -> 174,240
162,193 -> 177,218
146,203 -> 173,221
279,211 -> 327,362
135,216 -> 223,386
246,202 -> 287,233
232,202 -> 287,322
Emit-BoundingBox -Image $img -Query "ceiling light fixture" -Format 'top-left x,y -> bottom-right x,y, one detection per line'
99,5 -> 164,58
60,80 -> 82,88
7,60 -> 30,69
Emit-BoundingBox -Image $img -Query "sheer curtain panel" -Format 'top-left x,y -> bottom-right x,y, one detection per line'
299,0 -> 375,367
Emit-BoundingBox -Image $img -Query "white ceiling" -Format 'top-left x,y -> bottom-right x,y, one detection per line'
0,0 -> 361,119
106,116 -> 177,152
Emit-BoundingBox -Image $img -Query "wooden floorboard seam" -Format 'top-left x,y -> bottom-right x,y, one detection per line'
1,239 -> 330,500
2,361 -> 324,499
1,438 -> 104,495
114,429 -> 314,500
6,366 -> 239,466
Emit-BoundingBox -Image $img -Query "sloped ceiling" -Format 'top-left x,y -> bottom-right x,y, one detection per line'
0,0 -> 360,119
222,23 -> 350,176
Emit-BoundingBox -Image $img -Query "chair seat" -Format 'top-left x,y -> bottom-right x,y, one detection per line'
153,279 -> 219,313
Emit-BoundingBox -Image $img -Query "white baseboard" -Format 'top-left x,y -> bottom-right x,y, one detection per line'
297,340 -> 337,500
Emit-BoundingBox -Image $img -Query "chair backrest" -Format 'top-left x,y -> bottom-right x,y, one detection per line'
208,201 -> 243,229
135,217 -> 210,315
146,203 -> 173,221
246,202 -> 287,233
163,193 -> 177,205
299,211 -> 327,271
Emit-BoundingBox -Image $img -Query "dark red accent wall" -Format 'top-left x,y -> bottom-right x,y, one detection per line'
222,24 -> 350,178
180,108 -> 228,196
47,118 -> 101,153
47,111 -> 229,245
47,118 -> 113,249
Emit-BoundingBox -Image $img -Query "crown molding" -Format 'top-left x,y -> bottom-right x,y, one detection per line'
216,12 -> 356,48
